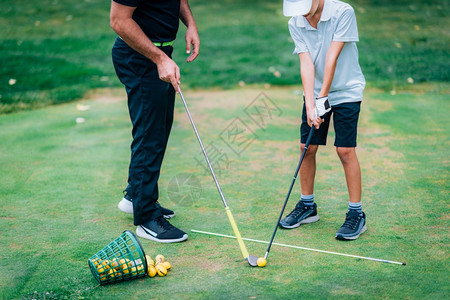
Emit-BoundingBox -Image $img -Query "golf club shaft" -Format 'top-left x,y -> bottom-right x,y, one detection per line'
178,88 -> 228,208
178,87 -> 250,260
192,230 -> 406,266
264,126 -> 315,260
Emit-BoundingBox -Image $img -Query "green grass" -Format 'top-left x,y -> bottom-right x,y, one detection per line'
1,0 -> 449,298
1,85 -> 448,299
1,0 -> 449,113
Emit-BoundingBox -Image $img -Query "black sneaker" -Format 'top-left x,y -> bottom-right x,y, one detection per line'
335,210 -> 367,240
155,202 -> 175,219
136,217 -> 188,243
118,191 -> 175,219
279,201 -> 320,229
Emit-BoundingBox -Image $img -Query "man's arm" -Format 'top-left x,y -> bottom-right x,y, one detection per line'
299,52 -> 322,128
110,1 -> 180,91
179,0 -> 200,62
319,41 -> 345,97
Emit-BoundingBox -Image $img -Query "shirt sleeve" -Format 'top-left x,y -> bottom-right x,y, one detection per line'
333,6 -> 359,42
288,17 -> 309,54
113,0 -> 138,7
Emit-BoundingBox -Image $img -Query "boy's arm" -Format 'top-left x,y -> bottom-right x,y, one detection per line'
319,41 -> 345,97
299,52 -> 322,128
180,0 -> 200,62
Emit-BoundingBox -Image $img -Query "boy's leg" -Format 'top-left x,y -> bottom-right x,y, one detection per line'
336,147 -> 361,204
332,102 -> 367,240
279,144 -> 320,229
299,143 -> 318,196
299,99 -> 331,195
279,101 -> 330,229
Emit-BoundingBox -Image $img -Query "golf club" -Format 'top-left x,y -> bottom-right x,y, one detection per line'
264,125 -> 315,261
178,86 -> 259,267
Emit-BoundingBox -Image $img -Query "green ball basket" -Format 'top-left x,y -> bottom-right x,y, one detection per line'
88,230 -> 148,285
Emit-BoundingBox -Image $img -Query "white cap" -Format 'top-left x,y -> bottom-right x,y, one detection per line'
283,0 -> 313,16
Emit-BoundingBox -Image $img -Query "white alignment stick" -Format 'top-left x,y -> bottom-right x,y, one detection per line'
191,229 -> 406,266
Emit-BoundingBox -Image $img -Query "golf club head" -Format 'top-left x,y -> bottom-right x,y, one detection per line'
246,255 -> 258,267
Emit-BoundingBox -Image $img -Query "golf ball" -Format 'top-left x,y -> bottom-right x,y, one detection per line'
257,257 -> 266,267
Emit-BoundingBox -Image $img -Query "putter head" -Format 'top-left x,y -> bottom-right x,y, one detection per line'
246,255 -> 258,267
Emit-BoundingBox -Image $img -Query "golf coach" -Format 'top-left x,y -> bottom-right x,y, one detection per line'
110,0 -> 200,243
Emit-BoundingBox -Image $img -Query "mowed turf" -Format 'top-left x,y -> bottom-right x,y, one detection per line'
1,0 -> 449,113
1,85 -> 448,299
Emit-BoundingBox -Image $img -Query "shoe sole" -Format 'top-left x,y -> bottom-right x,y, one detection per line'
335,224 -> 367,240
136,226 -> 188,243
279,215 -> 320,229
118,198 -> 174,219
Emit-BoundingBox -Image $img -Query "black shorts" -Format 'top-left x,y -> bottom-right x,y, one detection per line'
301,101 -> 361,147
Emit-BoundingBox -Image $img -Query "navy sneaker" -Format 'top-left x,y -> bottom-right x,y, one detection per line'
136,217 -> 188,243
118,192 -> 175,219
335,210 -> 367,240
279,201 -> 320,229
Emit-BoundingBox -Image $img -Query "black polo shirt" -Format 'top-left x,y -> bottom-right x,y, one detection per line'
113,0 -> 180,42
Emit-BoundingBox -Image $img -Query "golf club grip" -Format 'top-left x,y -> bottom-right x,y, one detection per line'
265,126 -> 315,259
226,207 -> 250,259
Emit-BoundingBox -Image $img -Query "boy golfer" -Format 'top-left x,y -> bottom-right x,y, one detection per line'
279,0 -> 367,240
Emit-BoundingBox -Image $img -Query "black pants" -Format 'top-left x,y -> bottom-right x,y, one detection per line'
112,37 -> 175,225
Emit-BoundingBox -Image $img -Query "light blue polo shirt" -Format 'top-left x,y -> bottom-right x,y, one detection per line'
288,0 -> 366,105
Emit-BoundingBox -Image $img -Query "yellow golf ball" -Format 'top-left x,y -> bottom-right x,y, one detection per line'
156,264 -> 167,277
148,265 -> 157,278
160,261 -> 171,270
145,255 -> 153,264
155,254 -> 165,264
257,257 -> 266,267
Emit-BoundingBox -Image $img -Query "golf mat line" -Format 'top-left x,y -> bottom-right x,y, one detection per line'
191,229 -> 406,266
